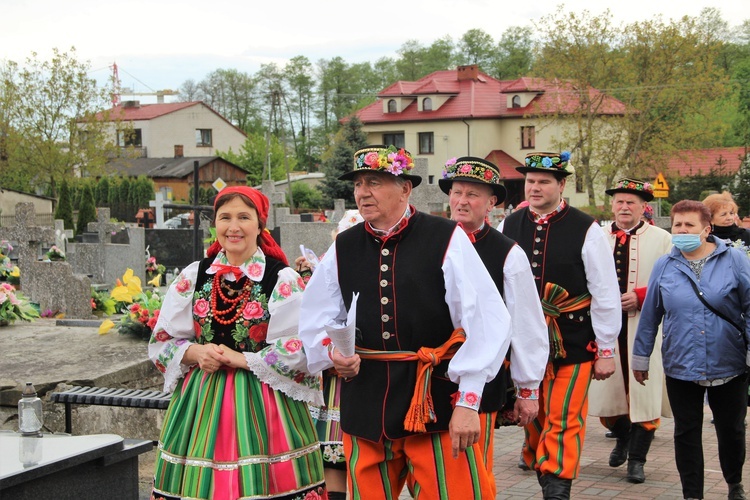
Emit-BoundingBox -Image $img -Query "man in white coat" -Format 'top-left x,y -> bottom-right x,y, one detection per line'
588,178 -> 672,484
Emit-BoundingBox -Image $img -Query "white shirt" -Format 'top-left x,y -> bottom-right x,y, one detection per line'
498,219 -> 620,351
502,244 -> 549,391
298,225 -> 512,400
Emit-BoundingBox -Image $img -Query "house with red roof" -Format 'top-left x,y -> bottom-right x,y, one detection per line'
660,147 -> 748,178
353,65 -> 628,207
90,101 -> 249,202
95,100 -> 246,158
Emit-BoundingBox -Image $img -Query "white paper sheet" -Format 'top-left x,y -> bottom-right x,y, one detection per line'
324,292 -> 359,357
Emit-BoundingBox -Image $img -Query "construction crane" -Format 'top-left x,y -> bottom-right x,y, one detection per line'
110,62 -> 179,105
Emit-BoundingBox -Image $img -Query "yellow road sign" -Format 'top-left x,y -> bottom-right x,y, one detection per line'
652,173 -> 669,198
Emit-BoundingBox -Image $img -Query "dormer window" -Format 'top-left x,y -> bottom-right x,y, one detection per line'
512,95 -> 521,108
387,99 -> 397,113
423,98 -> 433,111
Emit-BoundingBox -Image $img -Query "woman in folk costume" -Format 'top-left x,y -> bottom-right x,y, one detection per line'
149,186 -> 326,500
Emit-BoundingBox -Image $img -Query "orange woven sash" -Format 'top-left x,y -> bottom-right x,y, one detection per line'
541,282 -> 592,360
356,328 -> 466,433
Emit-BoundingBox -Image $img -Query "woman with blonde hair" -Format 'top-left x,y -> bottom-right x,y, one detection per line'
702,192 -> 750,248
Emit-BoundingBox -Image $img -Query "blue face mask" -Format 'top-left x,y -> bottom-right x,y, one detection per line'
672,233 -> 702,252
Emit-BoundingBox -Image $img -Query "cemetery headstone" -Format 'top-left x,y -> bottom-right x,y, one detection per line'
0,203 -> 56,285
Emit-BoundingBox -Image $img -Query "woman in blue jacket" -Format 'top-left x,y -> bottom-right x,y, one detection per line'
633,200 -> 750,500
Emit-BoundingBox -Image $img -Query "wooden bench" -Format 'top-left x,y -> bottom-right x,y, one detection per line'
50,386 -> 171,434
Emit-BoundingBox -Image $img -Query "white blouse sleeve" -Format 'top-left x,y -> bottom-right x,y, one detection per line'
243,267 -> 324,406
148,261 -> 201,393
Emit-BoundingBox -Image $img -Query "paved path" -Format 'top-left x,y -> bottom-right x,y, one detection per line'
486,406 -> 744,499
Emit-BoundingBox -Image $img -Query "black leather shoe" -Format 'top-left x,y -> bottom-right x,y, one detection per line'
627,460 -> 645,483
609,438 -> 629,467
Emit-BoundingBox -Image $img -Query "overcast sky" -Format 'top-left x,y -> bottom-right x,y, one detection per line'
3,0 -> 748,102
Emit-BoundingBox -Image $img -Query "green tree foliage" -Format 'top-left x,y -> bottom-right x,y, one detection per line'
531,7 -> 732,205
116,177 -> 132,221
221,133 -> 288,186
54,178 -> 74,233
75,183 -> 97,236
132,176 -> 154,210
292,182 -> 324,210
457,29 -> 496,68
319,117 -> 367,205
0,48 -> 121,195
492,27 -> 535,80
733,154 -> 750,216
96,176 -> 110,207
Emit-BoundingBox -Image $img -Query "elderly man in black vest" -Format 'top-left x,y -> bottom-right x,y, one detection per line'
499,151 -> 621,500
440,156 -> 549,496
299,145 -> 512,499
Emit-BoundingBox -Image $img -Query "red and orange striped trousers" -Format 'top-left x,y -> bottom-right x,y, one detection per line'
522,361 -> 594,480
344,428 -> 495,500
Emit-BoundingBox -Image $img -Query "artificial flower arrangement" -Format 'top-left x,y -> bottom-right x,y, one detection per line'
44,245 -> 66,261
355,145 -> 414,176
7,266 -> 20,286
98,268 -> 163,339
146,256 -> 166,276
0,282 -> 40,325
91,288 -> 116,316
0,240 -> 13,280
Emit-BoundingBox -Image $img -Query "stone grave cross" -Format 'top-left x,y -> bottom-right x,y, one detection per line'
0,203 -> 56,280
86,208 -> 122,245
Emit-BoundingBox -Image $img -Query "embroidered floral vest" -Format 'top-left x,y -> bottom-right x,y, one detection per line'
192,256 -> 285,353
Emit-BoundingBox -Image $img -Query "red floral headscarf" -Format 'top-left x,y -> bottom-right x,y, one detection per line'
206,186 -> 288,266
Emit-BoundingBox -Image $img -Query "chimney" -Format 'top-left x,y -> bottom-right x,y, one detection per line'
122,100 -> 141,108
457,65 -> 479,81
174,145 -> 184,158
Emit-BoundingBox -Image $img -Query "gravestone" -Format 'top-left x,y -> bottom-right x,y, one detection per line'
53,220 -> 71,253
67,208 -> 145,286
409,157 -> 445,215
0,203 -> 56,285
25,261 -> 92,319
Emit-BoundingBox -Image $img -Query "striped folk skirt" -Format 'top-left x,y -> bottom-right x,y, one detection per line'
152,366 -> 326,500
309,370 -> 345,469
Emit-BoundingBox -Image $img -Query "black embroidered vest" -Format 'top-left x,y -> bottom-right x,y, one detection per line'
193,256 -> 285,352
502,206 -> 596,365
336,211 -> 459,441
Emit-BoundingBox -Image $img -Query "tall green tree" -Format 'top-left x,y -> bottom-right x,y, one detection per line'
318,117 -> 367,205
96,176 -> 110,207
733,153 -> 750,216
54,178 -> 74,233
75,184 -> 97,236
0,48 -> 121,195
531,7 -> 731,205
456,29 -> 496,69
491,26 -> 535,80
221,133 -> 289,186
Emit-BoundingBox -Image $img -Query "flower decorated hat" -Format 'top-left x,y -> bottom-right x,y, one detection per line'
439,156 -> 507,206
516,151 -> 572,177
605,177 -> 654,202
340,145 -> 422,187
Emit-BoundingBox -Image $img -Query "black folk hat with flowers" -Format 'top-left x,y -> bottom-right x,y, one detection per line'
605,178 -> 655,202
439,156 -> 507,206
339,145 -> 422,187
516,151 -> 573,177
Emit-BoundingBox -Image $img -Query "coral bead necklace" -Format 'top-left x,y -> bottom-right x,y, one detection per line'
210,273 -> 252,325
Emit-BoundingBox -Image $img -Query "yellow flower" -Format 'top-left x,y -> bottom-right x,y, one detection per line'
110,268 -> 142,303
98,319 -> 115,335
147,274 -> 162,287
10,266 -> 20,277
